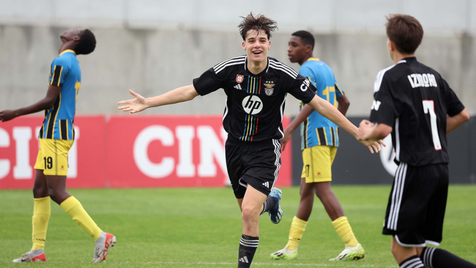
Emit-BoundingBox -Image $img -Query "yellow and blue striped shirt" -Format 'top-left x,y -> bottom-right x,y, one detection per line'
39,50 -> 81,140
299,58 -> 345,149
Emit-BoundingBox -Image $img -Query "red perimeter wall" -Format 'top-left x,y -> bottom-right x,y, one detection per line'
0,115 -> 292,189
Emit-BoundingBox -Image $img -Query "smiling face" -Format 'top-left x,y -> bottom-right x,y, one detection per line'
242,29 -> 270,64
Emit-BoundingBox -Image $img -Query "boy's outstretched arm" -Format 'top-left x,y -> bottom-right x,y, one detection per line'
0,85 -> 61,122
306,95 -> 384,153
118,85 -> 199,114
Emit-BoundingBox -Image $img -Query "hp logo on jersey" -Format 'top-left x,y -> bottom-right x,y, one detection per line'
242,95 -> 263,115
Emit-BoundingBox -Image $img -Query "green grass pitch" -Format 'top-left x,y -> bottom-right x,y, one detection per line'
1,185 -> 475,267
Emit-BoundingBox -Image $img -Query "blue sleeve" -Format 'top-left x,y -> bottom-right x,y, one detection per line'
298,65 -> 315,86
49,57 -> 70,87
335,81 -> 344,99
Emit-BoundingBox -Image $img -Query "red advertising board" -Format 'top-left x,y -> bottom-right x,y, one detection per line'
0,115 -> 291,189
0,116 -> 107,188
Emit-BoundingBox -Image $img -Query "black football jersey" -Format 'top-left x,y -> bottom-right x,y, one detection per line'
193,55 -> 316,142
370,57 -> 465,166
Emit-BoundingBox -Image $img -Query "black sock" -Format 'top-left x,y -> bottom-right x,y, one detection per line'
238,234 -> 259,268
260,195 -> 277,215
421,247 -> 476,268
399,255 -> 424,268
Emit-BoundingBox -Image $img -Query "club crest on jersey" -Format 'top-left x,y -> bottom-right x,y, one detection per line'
264,82 -> 275,96
236,74 -> 244,83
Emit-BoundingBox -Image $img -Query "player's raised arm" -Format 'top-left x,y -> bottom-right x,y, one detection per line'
117,84 -> 199,114
282,94 -> 351,151
306,95 -> 384,153
358,120 -> 392,141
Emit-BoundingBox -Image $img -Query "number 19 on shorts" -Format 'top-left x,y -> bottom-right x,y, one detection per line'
44,157 -> 53,169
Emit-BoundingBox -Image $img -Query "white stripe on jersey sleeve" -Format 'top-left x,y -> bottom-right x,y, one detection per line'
269,59 -> 298,75
215,61 -> 246,74
213,56 -> 246,74
373,60 -> 406,93
269,61 -> 298,79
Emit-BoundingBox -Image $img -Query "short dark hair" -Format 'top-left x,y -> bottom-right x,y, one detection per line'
291,30 -> 315,51
386,14 -> 423,54
238,13 -> 278,40
75,29 -> 96,55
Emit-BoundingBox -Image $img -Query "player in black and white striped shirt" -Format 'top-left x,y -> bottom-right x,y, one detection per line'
119,13 -> 381,268
359,14 -> 473,268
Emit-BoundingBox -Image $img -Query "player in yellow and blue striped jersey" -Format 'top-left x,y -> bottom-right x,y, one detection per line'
0,28 -> 116,263
298,57 -> 345,150
271,30 -> 365,262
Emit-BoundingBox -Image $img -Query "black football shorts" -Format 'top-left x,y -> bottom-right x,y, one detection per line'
225,136 -> 281,198
383,162 -> 449,247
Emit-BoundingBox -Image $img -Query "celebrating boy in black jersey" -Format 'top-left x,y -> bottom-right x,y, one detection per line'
119,13 -> 381,268
359,14 -> 474,268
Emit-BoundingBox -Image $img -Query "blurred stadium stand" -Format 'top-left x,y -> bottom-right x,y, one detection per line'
0,0 -> 474,116
0,0 -> 474,186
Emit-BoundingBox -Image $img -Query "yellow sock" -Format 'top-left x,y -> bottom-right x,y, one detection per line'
32,197 -> 51,250
285,216 -> 308,251
60,196 -> 102,240
332,216 -> 358,247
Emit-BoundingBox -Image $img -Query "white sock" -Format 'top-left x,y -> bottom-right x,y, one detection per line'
95,231 -> 106,243
30,249 -> 44,255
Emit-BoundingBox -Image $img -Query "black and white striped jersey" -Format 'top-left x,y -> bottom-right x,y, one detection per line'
370,57 -> 465,166
193,55 -> 316,142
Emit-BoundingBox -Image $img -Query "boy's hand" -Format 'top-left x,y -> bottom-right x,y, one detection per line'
0,110 -> 16,122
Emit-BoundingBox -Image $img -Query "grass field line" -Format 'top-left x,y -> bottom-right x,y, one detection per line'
135,261 -> 398,267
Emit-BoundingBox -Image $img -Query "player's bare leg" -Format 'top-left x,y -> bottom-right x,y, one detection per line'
238,188 -> 282,222
241,185 -> 266,237
391,237 -> 425,267
391,238 -> 418,263
238,185 -> 267,267
44,174 -> 71,204
296,179 -> 317,220
33,170 -> 49,198
315,182 -> 343,221
236,198 -> 243,211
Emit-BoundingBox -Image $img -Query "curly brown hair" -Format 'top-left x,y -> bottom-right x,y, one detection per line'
238,13 -> 278,40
